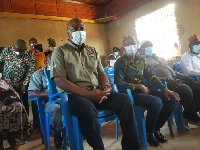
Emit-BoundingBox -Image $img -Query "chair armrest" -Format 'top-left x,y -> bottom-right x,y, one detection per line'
111,84 -> 118,92
49,92 -> 68,104
28,97 -> 42,101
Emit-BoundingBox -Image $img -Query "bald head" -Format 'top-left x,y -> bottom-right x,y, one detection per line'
67,18 -> 84,30
67,18 -> 85,38
14,39 -> 27,52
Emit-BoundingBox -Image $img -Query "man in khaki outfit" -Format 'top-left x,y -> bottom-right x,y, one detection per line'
50,17 -> 141,150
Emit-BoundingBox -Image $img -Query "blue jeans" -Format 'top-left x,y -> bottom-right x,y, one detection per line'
68,91 -> 141,150
131,89 -> 178,134
44,102 -> 62,137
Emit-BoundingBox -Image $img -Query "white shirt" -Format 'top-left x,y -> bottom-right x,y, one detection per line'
180,51 -> 200,76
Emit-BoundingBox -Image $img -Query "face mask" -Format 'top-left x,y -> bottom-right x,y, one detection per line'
14,51 -> 20,55
193,44 -> 200,54
49,47 -> 56,51
47,65 -> 51,70
109,60 -> 116,67
71,31 -> 86,45
125,45 -> 137,56
114,52 -> 119,56
145,47 -> 153,56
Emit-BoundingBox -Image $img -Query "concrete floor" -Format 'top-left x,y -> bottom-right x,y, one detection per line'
3,119 -> 200,150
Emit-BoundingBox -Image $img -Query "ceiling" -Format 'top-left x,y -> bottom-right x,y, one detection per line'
0,0 -> 153,23
63,0 -> 113,5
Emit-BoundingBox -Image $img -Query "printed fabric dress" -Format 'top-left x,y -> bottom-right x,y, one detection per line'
0,79 -> 30,140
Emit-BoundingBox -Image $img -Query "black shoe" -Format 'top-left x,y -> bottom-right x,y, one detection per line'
54,137 -> 62,149
0,146 -> 4,150
147,133 -> 160,147
154,131 -> 168,143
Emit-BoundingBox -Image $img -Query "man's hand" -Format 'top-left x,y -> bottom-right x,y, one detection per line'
164,87 -> 180,101
167,79 -> 181,90
137,84 -> 150,94
87,88 -> 110,104
103,83 -> 112,93
187,76 -> 200,82
20,85 -> 26,95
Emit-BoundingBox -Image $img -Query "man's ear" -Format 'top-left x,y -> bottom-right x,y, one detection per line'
67,30 -> 71,39
189,43 -> 193,50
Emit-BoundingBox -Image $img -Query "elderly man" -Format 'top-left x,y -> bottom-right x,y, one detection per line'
181,34 -> 200,77
140,40 -> 200,128
114,36 -> 179,147
28,53 -> 62,149
0,39 -> 35,114
50,17 -> 141,150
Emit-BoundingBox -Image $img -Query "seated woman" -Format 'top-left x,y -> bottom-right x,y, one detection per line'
0,79 -> 30,150
114,36 -> 180,147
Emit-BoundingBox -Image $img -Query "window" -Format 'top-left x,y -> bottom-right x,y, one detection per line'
135,4 -> 179,59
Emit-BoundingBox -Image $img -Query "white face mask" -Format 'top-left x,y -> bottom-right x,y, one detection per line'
49,47 -> 56,51
109,60 -> 116,67
71,31 -> 86,45
125,45 -> 137,56
14,51 -> 20,55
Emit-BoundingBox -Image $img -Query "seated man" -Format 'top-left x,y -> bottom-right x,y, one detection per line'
50,17 -> 141,150
114,36 -> 179,147
28,53 -> 62,149
107,47 -> 121,67
29,38 -> 46,130
140,40 -> 200,126
181,34 -> 200,77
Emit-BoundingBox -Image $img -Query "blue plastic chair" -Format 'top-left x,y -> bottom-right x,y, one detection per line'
173,61 -> 181,72
28,95 -> 50,150
104,67 -> 147,150
118,89 -> 147,150
45,70 -> 119,150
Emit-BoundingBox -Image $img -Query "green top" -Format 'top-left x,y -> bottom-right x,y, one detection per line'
114,55 -> 165,91
0,46 -> 35,86
50,40 -> 103,93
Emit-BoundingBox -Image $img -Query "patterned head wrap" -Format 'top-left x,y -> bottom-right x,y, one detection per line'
188,34 -> 200,44
47,38 -> 56,47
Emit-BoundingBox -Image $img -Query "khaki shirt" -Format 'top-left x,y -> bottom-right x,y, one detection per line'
50,40 -> 103,93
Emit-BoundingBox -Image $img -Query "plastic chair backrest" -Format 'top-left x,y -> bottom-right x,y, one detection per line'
173,61 -> 181,72
104,67 -> 115,84
45,70 -> 58,95
45,70 -> 77,150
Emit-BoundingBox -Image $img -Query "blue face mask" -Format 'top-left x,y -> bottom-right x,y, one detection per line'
114,52 -> 119,56
145,47 -> 153,56
193,44 -> 200,54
